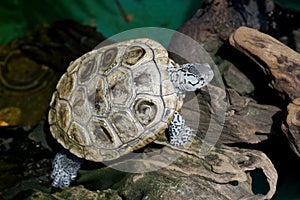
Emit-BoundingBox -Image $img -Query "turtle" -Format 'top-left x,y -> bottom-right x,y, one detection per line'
48,38 -> 214,188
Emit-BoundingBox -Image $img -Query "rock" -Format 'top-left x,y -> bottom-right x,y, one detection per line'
0,107 -> 21,126
0,48 -> 58,126
19,19 -> 106,74
25,186 -> 121,200
229,26 -> 300,100
223,62 -> 255,95
0,20 -> 105,126
293,28 -> 300,53
52,186 -> 121,200
170,25 -> 278,146
174,60 -> 279,144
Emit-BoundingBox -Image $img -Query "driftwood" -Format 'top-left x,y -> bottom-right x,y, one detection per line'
229,26 -> 300,100
230,26 -> 300,157
284,98 -> 300,156
220,89 -> 280,144
12,135 -> 278,200
104,139 -> 278,200
180,85 -> 280,145
174,0 -> 274,55
168,1 -> 284,199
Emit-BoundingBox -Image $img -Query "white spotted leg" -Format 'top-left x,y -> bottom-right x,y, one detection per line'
51,150 -> 83,188
169,111 -> 195,146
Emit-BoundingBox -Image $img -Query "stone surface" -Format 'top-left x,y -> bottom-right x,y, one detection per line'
19,19 -> 106,74
0,19 -> 105,126
223,62 -> 255,95
0,48 -> 58,126
4,136 -> 277,200
26,186 -> 121,200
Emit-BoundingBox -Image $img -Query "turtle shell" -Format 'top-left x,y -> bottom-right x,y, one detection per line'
48,38 -> 183,162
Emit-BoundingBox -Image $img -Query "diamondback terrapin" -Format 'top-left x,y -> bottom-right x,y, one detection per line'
48,38 -> 214,187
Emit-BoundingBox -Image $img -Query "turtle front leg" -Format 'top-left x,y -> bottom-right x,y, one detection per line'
51,150 -> 83,188
169,111 -> 195,146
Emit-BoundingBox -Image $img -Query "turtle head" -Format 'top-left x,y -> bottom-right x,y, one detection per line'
169,63 -> 214,92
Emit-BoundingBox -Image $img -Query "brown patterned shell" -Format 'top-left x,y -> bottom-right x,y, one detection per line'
48,38 -> 183,162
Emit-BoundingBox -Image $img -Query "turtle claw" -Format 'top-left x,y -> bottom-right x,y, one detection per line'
51,150 -> 82,188
169,111 -> 195,146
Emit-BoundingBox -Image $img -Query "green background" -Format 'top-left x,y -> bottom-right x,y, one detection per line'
1,0 -> 297,44
0,0 -> 201,44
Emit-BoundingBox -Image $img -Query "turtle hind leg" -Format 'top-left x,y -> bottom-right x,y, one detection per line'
51,150 -> 83,188
169,111 -> 194,146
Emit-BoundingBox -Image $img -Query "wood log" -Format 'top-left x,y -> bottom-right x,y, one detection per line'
230,26 -> 300,157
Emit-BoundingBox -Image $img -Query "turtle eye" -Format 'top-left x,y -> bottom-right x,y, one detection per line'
187,65 -> 199,75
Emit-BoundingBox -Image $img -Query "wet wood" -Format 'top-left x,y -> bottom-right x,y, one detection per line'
229,26 -> 300,100
182,83 -> 281,145
107,138 -> 278,200
283,98 -> 300,156
229,26 -> 300,157
173,0 -> 274,55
